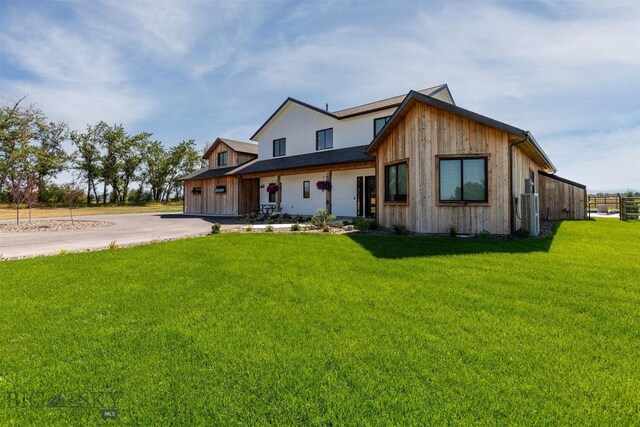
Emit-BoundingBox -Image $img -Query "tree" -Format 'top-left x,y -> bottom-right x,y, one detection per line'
143,141 -> 170,202
63,182 -> 84,224
71,126 -> 102,203
0,98 -> 42,223
99,123 -> 123,204
163,140 -> 200,202
119,131 -> 151,203
34,121 -> 70,202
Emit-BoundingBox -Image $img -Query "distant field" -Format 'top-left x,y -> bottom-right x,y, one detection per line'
0,219 -> 638,425
0,202 -> 183,220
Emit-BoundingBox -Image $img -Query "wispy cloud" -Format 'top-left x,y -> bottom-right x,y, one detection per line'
0,0 -> 638,190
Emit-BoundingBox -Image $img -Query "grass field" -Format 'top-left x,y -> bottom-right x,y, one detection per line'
0,219 -> 638,425
0,202 -> 183,221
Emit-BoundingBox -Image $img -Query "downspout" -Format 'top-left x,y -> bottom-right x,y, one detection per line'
509,131 -> 530,234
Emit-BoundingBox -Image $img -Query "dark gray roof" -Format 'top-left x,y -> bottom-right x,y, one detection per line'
180,165 -> 238,180
237,145 -> 373,175
539,170 -> 586,189
203,138 -> 258,159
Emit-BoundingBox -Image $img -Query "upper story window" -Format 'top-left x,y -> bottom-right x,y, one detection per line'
316,128 -> 333,150
217,151 -> 228,166
439,157 -> 488,203
385,161 -> 407,203
273,138 -> 286,157
374,115 -> 392,137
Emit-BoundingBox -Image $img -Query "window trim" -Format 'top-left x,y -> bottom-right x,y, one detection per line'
217,151 -> 228,166
373,115 -> 392,137
436,155 -> 489,206
383,159 -> 409,205
315,128 -> 334,151
191,186 -> 202,195
273,138 -> 286,157
302,181 -> 310,199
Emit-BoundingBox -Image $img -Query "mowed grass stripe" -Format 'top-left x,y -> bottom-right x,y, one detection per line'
0,219 -> 638,425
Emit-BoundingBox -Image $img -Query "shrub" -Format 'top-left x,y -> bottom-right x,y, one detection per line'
310,209 -> 336,228
354,217 -> 378,231
211,223 -> 221,234
268,212 -> 282,224
58,248 -> 70,255
393,224 -> 407,235
265,225 -> 275,233
321,224 -> 331,233
108,240 -> 118,249
448,226 -> 457,237
246,224 -> 253,232
290,223 -> 301,232
478,230 -> 491,239
513,228 -> 531,238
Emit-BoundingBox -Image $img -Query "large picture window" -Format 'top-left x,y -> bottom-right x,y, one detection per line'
385,162 -> 407,203
273,138 -> 286,157
439,157 -> 487,203
316,128 -> 333,150
217,151 -> 228,166
374,115 -> 392,137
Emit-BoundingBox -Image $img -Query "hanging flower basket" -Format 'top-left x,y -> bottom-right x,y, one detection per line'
266,183 -> 279,194
316,180 -> 332,192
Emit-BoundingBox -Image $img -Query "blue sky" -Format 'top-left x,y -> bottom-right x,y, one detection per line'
1,0 -> 638,191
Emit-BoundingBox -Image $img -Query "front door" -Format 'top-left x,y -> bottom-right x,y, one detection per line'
365,176 -> 376,218
357,176 -> 376,218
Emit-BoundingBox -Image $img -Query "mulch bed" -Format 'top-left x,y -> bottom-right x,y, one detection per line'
0,220 -> 113,233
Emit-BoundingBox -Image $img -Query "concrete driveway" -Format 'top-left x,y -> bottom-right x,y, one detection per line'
0,213 -> 242,259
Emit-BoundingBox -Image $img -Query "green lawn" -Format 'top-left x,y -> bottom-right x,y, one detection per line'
0,219 -> 638,425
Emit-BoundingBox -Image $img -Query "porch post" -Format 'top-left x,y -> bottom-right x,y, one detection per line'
276,175 -> 281,212
325,171 -> 332,214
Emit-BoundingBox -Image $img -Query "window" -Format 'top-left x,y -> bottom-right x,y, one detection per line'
374,115 -> 392,137
303,181 -> 310,198
273,138 -> 286,157
316,128 -> 333,150
385,162 -> 407,203
217,151 -> 228,166
191,187 -> 202,194
214,185 -> 226,194
439,157 -> 487,203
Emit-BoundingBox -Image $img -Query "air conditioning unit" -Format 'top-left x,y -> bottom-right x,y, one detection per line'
521,193 -> 540,236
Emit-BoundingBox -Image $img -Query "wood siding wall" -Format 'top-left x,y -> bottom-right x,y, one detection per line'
207,142 -> 256,169
184,177 -> 239,215
374,103 -> 544,235
539,174 -> 586,220
512,145 -> 539,230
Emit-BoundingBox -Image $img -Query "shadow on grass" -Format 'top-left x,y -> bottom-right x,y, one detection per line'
347,222 -> 561,259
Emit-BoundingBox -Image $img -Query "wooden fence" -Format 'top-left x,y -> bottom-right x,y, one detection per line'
620,197 -> 640,221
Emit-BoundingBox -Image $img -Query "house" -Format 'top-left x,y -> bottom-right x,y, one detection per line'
182,84 -> 586,234
182,138 -> 259,215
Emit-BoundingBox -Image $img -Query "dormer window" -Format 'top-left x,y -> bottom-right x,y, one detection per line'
374,115 -> 392,137
217,151 -> 228,166
316,128 -> 333,150
273,138 -> 286,157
